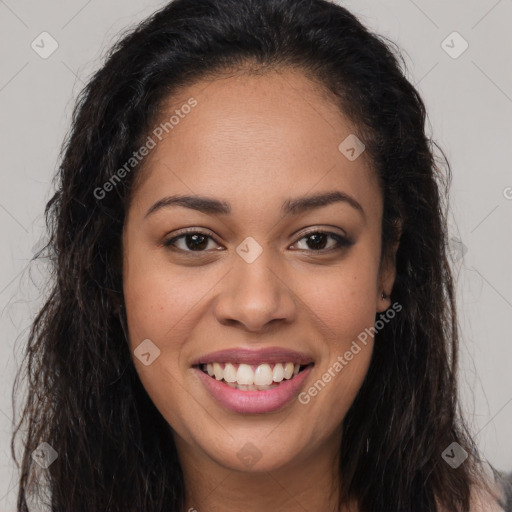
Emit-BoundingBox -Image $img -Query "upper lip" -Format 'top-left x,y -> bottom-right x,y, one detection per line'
191,347 -> 314,366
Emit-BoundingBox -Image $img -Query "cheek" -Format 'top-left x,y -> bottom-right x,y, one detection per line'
122,256 -> 209,428
297,255 -> 380,345
297,271 -> 376,432
123,247 -> 214,346
293,251 -> 379,414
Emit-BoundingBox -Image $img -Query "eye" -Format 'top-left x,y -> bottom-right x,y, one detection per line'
163,230 -> 222,252
291,230 -> 352,252
163,228 -> 353,254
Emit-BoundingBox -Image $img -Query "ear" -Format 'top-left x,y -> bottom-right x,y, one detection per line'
376,236 -> 400,313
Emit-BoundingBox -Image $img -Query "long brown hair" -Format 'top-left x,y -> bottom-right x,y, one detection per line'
11,0 -> 498,510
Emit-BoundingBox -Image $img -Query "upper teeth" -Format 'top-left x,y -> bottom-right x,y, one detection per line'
205,362 -> 301,386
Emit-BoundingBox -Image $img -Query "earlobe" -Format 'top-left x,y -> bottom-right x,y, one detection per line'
376,289 -> 390,312
376,239 -> 400,312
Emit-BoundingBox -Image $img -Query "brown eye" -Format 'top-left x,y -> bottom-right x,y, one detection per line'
163,231 -> 220,252
292,231 -> 352,252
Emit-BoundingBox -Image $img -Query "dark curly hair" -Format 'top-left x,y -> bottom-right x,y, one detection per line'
11,0 -> 503,510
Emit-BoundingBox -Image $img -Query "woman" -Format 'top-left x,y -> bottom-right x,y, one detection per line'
11,0 -> 511,510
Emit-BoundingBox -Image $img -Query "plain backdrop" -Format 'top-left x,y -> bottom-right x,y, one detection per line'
1,0 -> 511,509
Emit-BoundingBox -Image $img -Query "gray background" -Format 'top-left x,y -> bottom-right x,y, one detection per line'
1,0 -> 511,508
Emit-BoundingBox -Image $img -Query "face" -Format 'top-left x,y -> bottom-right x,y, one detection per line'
122,68 -> 397,475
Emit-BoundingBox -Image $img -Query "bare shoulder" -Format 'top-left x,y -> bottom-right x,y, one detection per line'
468,470 -> 512,512
436,468 -> 512,512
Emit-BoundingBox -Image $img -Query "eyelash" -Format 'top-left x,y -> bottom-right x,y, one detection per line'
163,228 -> 353,254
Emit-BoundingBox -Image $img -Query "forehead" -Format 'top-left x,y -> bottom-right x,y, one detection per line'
128,68 -> 381,221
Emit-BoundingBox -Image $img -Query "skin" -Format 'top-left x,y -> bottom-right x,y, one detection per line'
122,67 -> 398,512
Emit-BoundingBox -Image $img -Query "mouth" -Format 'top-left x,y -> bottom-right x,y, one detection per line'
191,347 -> 315,413
193,360 -> 315,414
194,362 -> 314,391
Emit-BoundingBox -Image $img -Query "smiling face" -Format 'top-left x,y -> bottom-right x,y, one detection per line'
122,67 -> 397,476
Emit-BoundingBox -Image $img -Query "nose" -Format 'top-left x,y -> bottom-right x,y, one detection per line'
213,249 -> 297,333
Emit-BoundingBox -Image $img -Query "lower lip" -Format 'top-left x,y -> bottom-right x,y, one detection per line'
194,365 -> 313,414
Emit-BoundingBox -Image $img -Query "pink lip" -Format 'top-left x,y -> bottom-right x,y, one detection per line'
194,364 -> 314,414
191,347 -> 314,366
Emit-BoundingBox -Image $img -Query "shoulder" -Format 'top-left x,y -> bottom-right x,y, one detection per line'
469,469 -> 512,512
436,465 -> 512,512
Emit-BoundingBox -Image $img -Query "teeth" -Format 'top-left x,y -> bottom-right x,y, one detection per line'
273,363 -> 285,382
213,362 -> 223,380
226,382 -> 275,391
223,363 -> 237,383
236,364 -> 254,385
283,362 -> 294,379
201,361 -> 304,387
254,363 -> 273,386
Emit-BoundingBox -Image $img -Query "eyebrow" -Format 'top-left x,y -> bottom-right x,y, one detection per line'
144,190 -> 365,219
